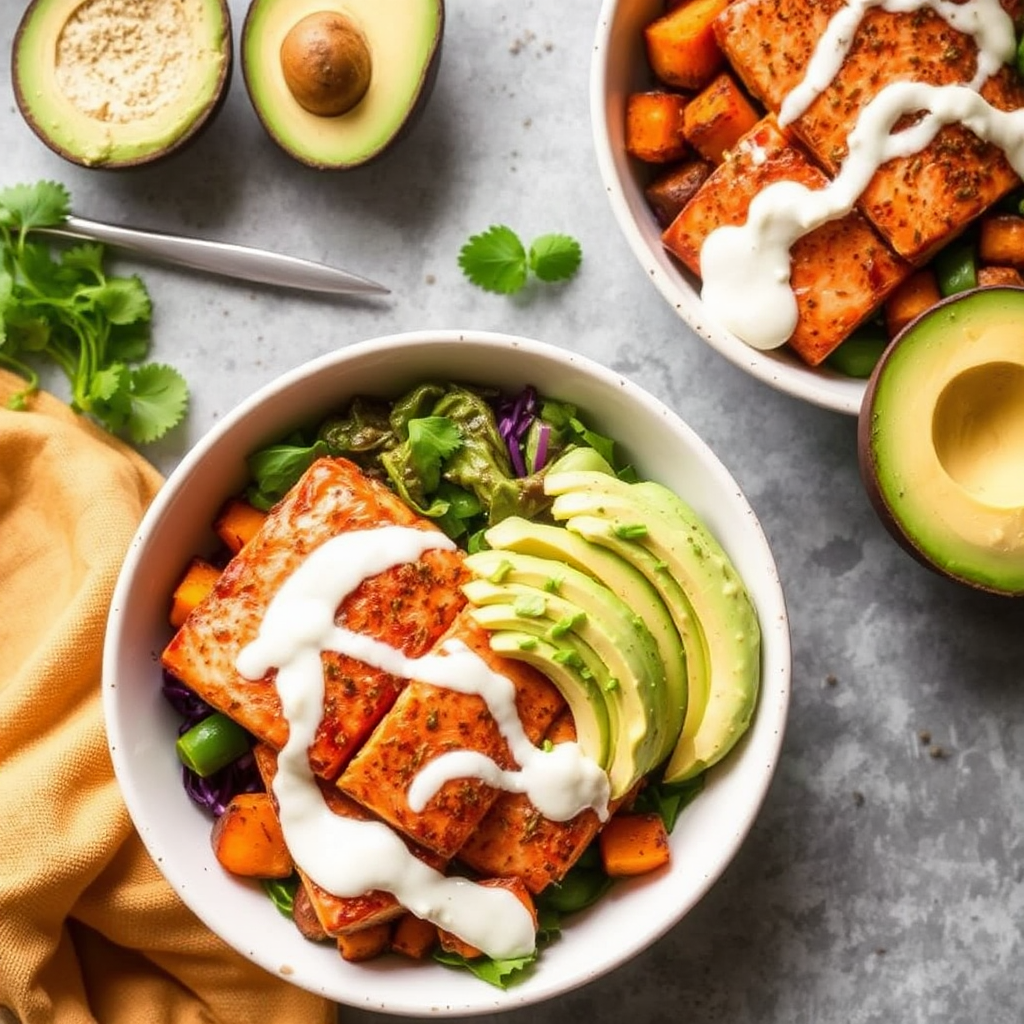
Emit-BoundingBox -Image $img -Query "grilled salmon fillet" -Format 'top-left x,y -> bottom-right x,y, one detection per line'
715,0 -> 1024,264
338,610 -> 565,860
251,744 -> 446,936
161,457 -> 470,780
663,116 -> 911,364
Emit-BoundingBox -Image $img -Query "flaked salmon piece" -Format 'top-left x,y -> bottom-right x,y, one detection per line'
456,710 -> 615,895
663,116 -> 911,365
161,457 -> 470,781
338,610 -> 565,861
715,0 -> 1024,263
251,744 -> 445,937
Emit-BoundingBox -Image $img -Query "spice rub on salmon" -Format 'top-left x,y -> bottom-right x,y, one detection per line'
663,116 -> 911,365
714,0 -> 1024,264
251,743 -> 447,937
161,457 -> 470,781
338,610 -> 565,861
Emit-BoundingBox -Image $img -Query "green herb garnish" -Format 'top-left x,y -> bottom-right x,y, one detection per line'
0,180 -> 188,442
458,225 -> 582,294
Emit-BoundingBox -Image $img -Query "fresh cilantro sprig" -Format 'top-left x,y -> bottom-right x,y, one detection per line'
458,225 -> 582,294
0,180 -> 188,443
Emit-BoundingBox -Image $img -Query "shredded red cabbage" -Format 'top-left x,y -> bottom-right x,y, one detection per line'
496,386 -> 538,477
532,422 -> 551,474
162,672 -> 262,817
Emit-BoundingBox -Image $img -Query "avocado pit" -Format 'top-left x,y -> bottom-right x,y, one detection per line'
280,11 -> 371,117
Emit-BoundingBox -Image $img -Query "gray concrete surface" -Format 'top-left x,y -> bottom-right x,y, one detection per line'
3,2 -> 1023,1022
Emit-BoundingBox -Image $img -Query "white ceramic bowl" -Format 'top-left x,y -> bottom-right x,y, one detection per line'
590,0 -> 866,416
103,330 -> 791,1016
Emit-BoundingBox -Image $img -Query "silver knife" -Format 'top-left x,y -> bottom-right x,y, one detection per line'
33,215 -> 390,297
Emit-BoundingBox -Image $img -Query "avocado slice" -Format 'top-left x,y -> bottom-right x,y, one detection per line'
241,0 -> 444,169
483,516 -> 688,760
13,0 -> 232,168
858,286 -> 1024,596
466,613 -> 613,769
462,563 -> 667,799
545,470 -> 761,782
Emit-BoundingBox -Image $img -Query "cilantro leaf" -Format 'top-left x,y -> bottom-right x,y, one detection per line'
407,415 -> 462,492
459,224 -> 582,295
529,233 -> 582,282
0,181 -> 188,444
458,225 -> 528,294
246,439 -> 331,510
123,363 -> 189,444
0,180 -> 69,234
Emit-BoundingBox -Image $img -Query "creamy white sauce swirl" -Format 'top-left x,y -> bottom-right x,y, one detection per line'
236,524 -> 610,959
700,0 -> 1022,351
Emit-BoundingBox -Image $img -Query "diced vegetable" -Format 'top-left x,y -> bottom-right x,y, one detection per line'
644,0 -> 729,91
933,239 -> 978,297
643,158 -> 713,226
213,498 -> 267,554
169,557 -> 221,628
598,813 -> 671,877
390,912 -> 439,959
625,91 -> 691,164
978,215 -> 1024,266
977,265 -> 1024,287
210,792 -> 293,879
823,329 -> 888,379
883,269 -> 942,339
682,72 -> 760,163
176,712 -> 252,777
337,923 -> 392,962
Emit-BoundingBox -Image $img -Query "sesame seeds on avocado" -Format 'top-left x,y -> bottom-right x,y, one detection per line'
858,286 -> 1024,597
12,0 -> 232,168
241,0 -> 444,169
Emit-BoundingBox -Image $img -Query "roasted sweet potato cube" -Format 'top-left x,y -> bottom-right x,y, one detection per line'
213,497 -> 267,554
168,557 -> 221,628
682,72 -> 760,163
625,91 -> 691,164
663,117 -> 911,365
644,158 -> 714,226
210,792 -> 293,879
292,882 -> 330,943
336,923 -> 392,962
979,216 -> 1024,267
977,265 -> 1024,288
598,812 -> 671,878
644,0 -> 730,91
390,912 -> 439,959
884,269 -> 942,338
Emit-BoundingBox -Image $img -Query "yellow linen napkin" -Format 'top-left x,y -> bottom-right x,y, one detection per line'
0,371 -> 334,1024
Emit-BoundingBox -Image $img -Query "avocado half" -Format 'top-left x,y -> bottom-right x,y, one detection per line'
241,0 -> 444,169
12,0 -> 232,169
858,286 -> 1024,597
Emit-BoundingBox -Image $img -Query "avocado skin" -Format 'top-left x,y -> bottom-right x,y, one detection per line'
546,471 -> 761,782
12,0 -> 233,170
241,0 -> 445,170
858,286 -> 1024,597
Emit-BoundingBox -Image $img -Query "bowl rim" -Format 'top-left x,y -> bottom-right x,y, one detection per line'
588,0 -> 867,418
103,328 -> 791,1015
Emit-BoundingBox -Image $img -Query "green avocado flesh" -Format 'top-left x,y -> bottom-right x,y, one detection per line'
545,472 -> 761,782
460,470 -> 761,795
242,0 -> 443,169
13,0 -> 231,168
859,286 -> 1024,596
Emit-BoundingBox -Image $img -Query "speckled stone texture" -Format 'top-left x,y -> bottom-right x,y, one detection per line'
3,2 -> 1023,1022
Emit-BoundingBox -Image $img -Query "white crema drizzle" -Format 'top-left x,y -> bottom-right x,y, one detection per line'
235,524 -> 611,960
699,0 -> 1021,351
